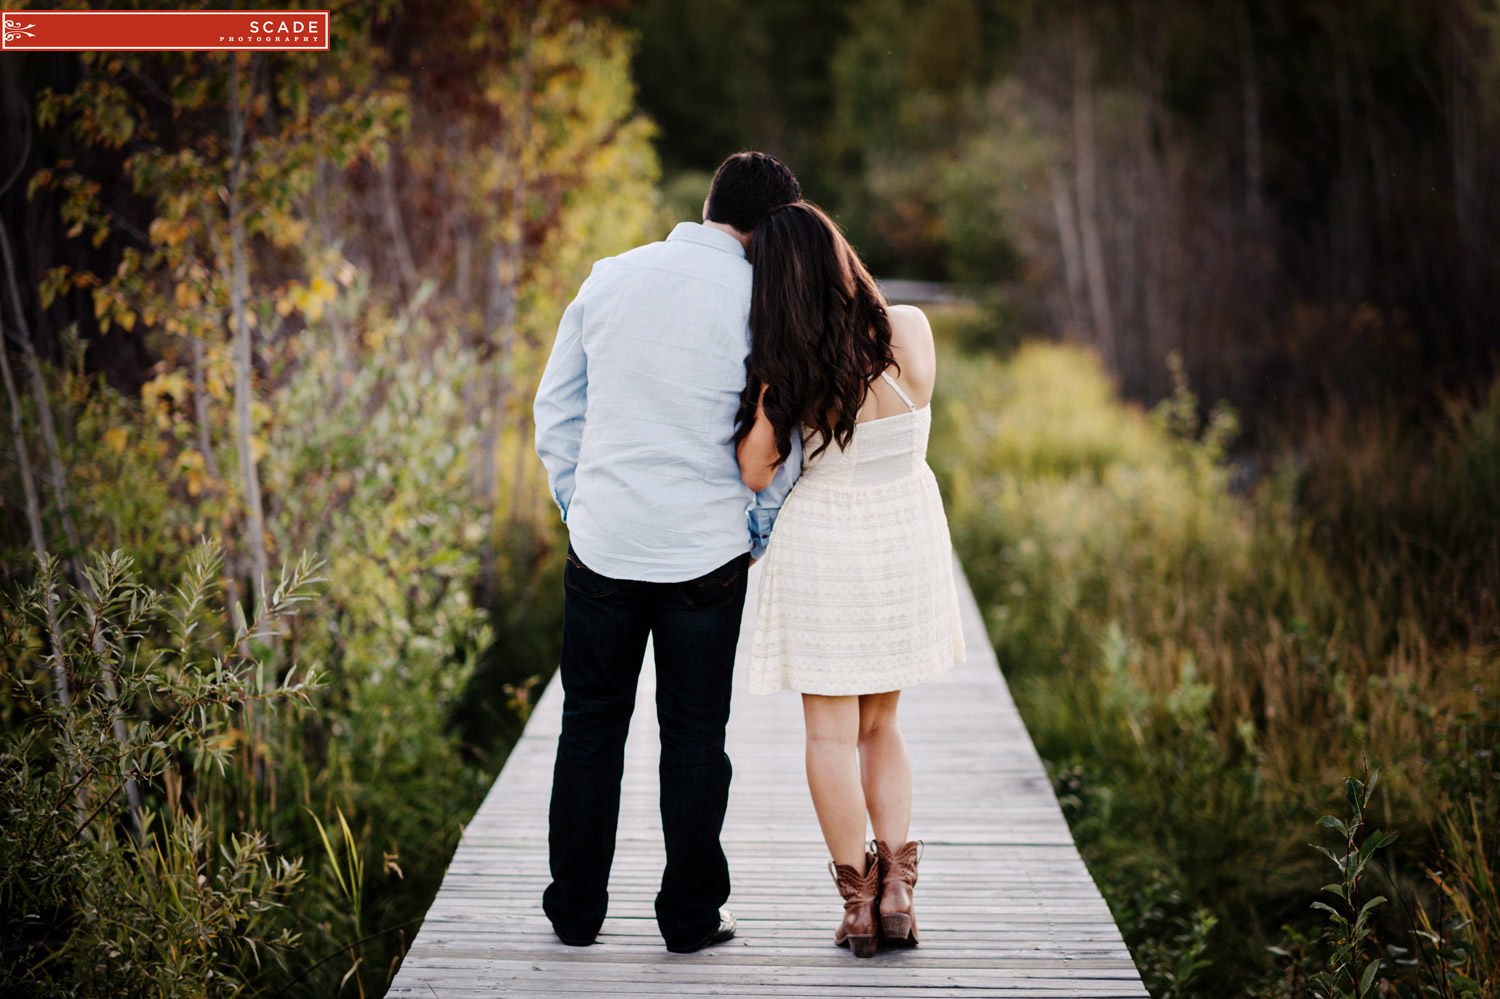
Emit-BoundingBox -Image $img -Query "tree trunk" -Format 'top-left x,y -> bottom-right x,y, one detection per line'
450,124 -> 474,306
229,57 -> 271,786
1046,161 -> 1088,336
1330,28 -> 1367,303
0,96 -> 56,654
1135,27 -> 1181,402
1449,9 -> 1482,352
6,212 -> 148,832
1072,12 -> 1117,373
379,151 -> 419,300
0,310 -> 87,832
229,57 -> 270,617
192,203 -> 258,668
0,289 -> 69,712
1236,2 -> 1265,234
188,328 -> 248,680
312,159 -> 354,394
479,19 -> 534,599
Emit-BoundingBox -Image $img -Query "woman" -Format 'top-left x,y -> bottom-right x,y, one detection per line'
733,201 -> 966,958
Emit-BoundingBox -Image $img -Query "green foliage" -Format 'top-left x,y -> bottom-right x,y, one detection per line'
1407,698 -> 1500,996
632,0 -> 1500,423
1149,350 -> 1239,492
6,2 -> 660,995
929,314 -> 1500,996
0,544 -> 325,996
1305,772 -> 1398,999
255,304 -> 507,996
1288,377 -> 1500,651
626,0 -> 857,186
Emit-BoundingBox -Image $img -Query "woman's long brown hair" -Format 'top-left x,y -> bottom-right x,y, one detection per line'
732,201 -> 897,466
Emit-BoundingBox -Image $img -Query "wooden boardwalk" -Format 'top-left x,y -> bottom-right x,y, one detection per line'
388,558 -> 1148,998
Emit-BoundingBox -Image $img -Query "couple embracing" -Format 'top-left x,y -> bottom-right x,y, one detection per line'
532,152 -> 966,958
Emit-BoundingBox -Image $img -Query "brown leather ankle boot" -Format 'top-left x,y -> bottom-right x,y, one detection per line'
829,850 -> 880,958
874,838 -> 922,945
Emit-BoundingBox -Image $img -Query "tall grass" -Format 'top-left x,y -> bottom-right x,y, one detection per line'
0,302 -> 564,995
928,321 -> 1500,996
1,544 -> 324,995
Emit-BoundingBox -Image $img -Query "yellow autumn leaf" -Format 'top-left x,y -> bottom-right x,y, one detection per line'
104,426 -> 129,454
250,435 -> 268,463
206,365 -> 229,401
175,448 -> 207,497
142,370 -> 190,410
269,216 -> 309,249
174,281 -> 202,309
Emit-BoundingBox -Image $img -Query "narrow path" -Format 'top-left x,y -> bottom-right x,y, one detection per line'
388,557 -> 1149,998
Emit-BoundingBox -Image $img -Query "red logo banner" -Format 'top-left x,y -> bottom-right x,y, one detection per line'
1,10 -> 330,51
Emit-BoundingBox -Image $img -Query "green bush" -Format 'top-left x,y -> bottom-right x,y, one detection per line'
0,302 -> 559,996
928,318 -> 1500,996
1,544 -> 323,997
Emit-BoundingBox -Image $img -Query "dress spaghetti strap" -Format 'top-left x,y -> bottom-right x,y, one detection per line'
880,370 -> 917,411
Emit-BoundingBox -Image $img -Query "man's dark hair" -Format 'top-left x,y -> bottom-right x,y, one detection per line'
704,152 -> 801,233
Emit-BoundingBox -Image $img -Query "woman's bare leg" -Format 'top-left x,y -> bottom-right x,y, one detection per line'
802,693 -> 868,868
857,690 -> 911,847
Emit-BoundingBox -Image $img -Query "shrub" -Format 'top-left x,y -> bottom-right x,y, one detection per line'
929,317 -> 1500,995
1,544 -> 323,997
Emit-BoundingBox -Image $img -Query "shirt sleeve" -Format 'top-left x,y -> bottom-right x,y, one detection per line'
533,266 -> 598,521
747,429 -> 803,559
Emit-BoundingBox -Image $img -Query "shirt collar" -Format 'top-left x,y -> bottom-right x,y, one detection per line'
666,221 -> 747,259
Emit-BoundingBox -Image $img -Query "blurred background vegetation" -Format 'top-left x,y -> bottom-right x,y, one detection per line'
1,0 -> 1496,996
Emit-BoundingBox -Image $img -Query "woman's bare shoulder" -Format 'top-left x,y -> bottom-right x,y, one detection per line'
886,304 -> 936,372
887,303 -> 933,342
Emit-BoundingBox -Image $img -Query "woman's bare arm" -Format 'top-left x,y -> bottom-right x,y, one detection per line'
886,304 -> 937,407
737,384 -> 782,492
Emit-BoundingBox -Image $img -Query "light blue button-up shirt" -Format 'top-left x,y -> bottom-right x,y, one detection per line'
533,221 -> 802,583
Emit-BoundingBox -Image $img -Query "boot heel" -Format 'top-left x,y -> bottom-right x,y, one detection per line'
875,839 -> 924,947
830,853 -> 881,959
881,911 -> 913,941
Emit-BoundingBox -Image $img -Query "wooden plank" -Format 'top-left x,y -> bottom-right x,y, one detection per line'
387,557 -> 1148,997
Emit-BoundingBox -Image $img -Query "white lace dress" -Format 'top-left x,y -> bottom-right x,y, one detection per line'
747,371 -> 966,695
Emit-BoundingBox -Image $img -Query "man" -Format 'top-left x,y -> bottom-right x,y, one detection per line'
532,152 -> 804,953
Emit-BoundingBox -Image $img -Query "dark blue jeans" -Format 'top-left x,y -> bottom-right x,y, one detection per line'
542,544 -> 749,951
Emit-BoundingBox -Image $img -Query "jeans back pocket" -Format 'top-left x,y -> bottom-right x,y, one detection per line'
677,554 -> 748,611
564,547 -> 620,599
